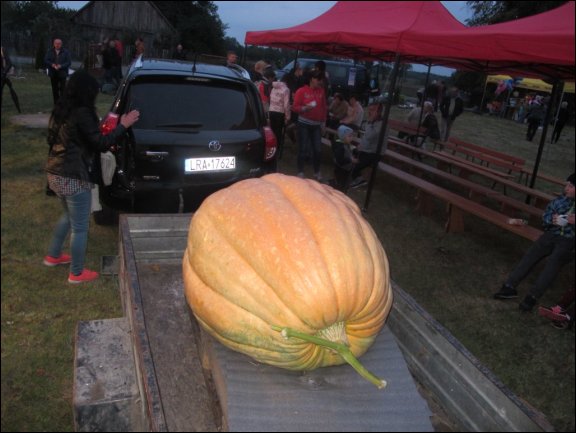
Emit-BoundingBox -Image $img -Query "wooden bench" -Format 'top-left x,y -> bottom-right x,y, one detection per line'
387,119 -> 427,138
319,134 -> 543,241
439,137 -> 564,188
519,167 -> 566,188
433,139 -> 525,181
387,138 -> 556,209
383,149 -> 544,223
377,163 -> 543,242
447,137 -> 526,167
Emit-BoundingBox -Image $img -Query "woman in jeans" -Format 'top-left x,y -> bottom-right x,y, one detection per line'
44,70 -> 139,283
291,70 -> 327,180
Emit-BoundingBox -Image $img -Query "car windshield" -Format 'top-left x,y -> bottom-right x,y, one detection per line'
126,81 -> 257,130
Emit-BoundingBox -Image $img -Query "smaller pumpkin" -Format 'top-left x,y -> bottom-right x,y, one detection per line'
183,173 -> 392,388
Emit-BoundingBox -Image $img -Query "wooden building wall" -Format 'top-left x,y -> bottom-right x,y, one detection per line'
72,1 -> 176,60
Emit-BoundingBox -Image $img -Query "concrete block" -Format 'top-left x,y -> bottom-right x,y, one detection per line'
73,318 -> 145,432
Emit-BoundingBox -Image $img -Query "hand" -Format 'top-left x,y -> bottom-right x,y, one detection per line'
120,109 -> 140,128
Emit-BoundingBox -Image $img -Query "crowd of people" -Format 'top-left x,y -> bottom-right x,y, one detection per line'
6,37 -> 575,299
248,60 -> 574,330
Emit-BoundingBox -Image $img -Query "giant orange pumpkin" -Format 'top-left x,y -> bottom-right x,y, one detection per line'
183,173 -> 392,387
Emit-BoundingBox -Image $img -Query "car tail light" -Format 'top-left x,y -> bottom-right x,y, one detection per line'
100,113 -> 119,136
263,126 -> 277,161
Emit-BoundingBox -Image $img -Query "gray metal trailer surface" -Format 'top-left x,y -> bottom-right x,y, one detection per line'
73,214 -> 555,432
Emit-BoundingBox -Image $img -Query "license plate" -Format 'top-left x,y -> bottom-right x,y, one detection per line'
184,157 -> 236,173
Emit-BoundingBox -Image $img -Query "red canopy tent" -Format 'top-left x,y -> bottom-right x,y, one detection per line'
245,1 -> 575,79
245,1 -> 575,207
246,1 -> 466,62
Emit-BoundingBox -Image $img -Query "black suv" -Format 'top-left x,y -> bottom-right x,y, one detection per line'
95,58 -> 277,223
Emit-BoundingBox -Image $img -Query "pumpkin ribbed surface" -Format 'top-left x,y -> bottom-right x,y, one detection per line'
183,173 -> 392,371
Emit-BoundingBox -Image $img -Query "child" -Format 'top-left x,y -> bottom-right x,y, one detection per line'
330,125 -> 357,192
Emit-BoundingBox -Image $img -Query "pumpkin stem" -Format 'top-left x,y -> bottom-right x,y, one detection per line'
271,325 -> 387,389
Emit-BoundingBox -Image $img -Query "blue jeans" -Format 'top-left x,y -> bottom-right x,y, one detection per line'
47,189 -> 92,275
297,122 -> 322,174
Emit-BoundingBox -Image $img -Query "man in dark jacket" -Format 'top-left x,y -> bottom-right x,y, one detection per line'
439,86 -> 463,141
44,38 -> 72,104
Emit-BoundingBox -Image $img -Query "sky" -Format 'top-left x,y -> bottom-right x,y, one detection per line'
58,1 -> 473,75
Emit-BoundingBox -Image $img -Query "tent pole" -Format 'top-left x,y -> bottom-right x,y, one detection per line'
479,76 -> 489,115
241,45 -> 248,67
528,79 -> 562,193
363,53 -> 402,212
416,63 -> 432,131
551,82 -> 566,143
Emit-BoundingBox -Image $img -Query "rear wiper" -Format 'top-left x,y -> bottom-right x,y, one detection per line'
155,123 -> 203,128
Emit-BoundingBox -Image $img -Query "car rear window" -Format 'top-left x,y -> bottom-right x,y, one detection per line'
126,81 -> 258,130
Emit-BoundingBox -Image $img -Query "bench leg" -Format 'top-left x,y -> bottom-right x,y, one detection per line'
415,189 -> 434,215
499,202 -> 517,217
445,204 -> 465,233
468,190 -> 485,204
457,168 -> 472,180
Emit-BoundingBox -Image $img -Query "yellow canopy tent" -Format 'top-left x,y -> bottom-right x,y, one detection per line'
486,75 -> 575,94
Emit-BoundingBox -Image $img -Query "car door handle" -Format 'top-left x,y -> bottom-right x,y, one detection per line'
144,151 -> 169,161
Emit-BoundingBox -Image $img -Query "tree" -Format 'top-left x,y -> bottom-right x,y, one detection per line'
1,1 -> 74,61
152,1 -> 227,55
466,1 -> 567,26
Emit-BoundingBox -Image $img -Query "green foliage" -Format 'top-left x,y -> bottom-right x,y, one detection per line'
152,1 -> 226,55
466,1 -> 568,26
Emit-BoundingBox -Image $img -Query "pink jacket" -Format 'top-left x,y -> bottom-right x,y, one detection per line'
269,81 -> 291,121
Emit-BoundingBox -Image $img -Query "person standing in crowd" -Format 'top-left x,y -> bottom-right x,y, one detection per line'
250,60 -> 269,83
172,43 -> 187,60
44,37 -> 71,105
419,101 -> 441,147
526,95 -> 546,142
292,70 -> 327,180
348,101 -> 384,189
284,62 -> 305,144
44,70 -> 140,283
439,86 -> 463,141
493,173 -> 575,312
314,60 -> 331,101
268,74 -> 291,162
134,37 -> 145,60
225,51 -> 238,66
257,67 -> 276,113
102,39 -> 121,88
551,101 -> 569,144
1,45 -> 21,113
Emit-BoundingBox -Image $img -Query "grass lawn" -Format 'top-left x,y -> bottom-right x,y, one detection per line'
1,68 -> 574,431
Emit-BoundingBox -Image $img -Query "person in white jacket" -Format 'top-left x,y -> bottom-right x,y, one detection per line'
268,76 -> 292,163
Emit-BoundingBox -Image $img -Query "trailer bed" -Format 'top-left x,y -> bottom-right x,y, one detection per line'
73,214 -> 555,432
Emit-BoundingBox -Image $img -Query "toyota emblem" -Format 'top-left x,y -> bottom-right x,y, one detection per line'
208,140 -> 222,152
